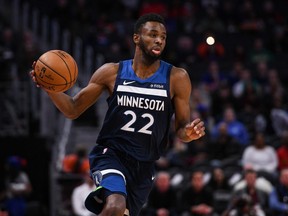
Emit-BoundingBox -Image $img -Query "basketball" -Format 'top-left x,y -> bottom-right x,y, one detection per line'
34,50 -> 78,93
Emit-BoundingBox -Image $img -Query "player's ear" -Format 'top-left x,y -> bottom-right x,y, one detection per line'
133,33 -> 140,44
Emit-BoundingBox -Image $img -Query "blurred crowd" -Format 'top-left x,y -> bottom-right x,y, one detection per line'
0,156 -> 47,216
1,0 -> 288,215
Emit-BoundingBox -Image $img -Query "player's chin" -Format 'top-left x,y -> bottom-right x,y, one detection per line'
150,53 -> 161,60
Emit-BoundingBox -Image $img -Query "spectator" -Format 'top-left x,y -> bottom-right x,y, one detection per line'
233,165 -> 273,195
260,0 -> 278,32
207,167 -> 232,214
269,168 -> 288,216
248,38 -> 273,65
4,156 -> 32,216
232,68 -> 262,112
0,27 -> 18,82
143,171 -> 178,216
139,0 -> 168,17
211,106 -> 250,146
185,137 -> 209,169
231,45 -> 247,63
242,132 -> 278,183
218,1 -> 238,33
264,68 -> 286,101
178,170 -> 214,216
270,96 -> 288,137
189,86 -> 212,130
268,26 -> 288,55
277,131 -> 288,171
210,82 -> 235,121
207,167 -> 231,191
201,61 -> 227,93
238,1 -> 264,33
71,171 -> 95,216
62,147 -> 90,175
208,122 -> 242,168
196,6 -> 225,34
255,61 -> 270,86
224,169 -> 269,216
164,137 -> 189,169
222,193 -> 261,216
173,34 -> 196,70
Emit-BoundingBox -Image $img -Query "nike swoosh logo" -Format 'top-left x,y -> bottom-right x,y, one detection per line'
123,80 -> 136,85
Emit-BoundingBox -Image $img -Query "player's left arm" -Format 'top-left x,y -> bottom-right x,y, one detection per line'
170,67 -> 205,142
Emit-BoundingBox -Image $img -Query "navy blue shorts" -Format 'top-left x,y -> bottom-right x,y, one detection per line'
85,144 -> 155,216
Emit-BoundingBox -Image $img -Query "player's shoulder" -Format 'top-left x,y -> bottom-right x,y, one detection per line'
170,65 -> 191,97
98,62 -> 120,73
92,62 -> 120,77
170,65 -> 189,80
90,62 -> 120,85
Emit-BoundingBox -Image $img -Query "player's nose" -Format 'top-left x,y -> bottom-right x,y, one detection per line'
155,37 -> 163,45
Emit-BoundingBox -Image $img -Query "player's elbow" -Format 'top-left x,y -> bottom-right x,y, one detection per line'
62,110 -> 81,120
65,115 -> 77,120
65,113 -> 80,120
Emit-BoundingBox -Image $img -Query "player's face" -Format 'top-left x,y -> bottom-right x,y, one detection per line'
138,21 -> 166,61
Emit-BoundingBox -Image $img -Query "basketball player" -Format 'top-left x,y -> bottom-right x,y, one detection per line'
30,13 -> 205,216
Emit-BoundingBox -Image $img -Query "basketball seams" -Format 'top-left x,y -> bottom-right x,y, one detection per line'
38,58 -> 68,82
51,51 -> 73,87
35,73 -> 67,92
35,74 -> 75,86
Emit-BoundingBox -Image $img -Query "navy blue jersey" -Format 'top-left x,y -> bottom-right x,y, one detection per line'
96,59 -> 174,161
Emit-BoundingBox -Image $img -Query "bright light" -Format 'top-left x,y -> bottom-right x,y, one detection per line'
206,36 -> 215,45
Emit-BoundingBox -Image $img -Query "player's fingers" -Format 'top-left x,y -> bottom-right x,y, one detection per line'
194,123 -> 205,137
32,61 -> 36,68
29,71 -> 40,88
192,120 -> 204,131
190,118 -> 201,127
29,70 -> 35,77
198,128 -> 206,137
186,119 -> 201,130
195,120 -> 205,127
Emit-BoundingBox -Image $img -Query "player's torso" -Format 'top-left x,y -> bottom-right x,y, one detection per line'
97,59 -> 174,161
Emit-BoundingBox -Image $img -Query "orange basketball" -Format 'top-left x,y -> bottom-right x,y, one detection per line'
34,50 -> 78,93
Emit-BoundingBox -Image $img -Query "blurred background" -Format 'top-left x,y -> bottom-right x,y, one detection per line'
1,0 -> 288,215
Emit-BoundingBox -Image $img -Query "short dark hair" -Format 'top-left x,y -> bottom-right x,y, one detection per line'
134,13 -> 165,33
244,168 -> 257,176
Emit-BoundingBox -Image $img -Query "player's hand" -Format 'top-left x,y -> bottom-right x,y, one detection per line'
29,61 -> 41,88
185,118 -> 205,141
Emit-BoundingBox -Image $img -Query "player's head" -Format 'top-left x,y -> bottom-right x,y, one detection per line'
134,13 -> 165,34
133,13 -> 166,61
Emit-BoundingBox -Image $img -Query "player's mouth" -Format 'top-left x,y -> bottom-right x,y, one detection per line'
152,47 -> 161,55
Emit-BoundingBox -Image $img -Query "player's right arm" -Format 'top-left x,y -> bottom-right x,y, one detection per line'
170,66 -> 205,142
30,62 -> 118,119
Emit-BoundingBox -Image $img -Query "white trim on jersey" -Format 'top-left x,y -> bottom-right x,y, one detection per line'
117,85 -> 167,97
101,169 -> 127,184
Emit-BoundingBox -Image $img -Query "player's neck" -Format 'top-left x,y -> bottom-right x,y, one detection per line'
132,56 -> 160,79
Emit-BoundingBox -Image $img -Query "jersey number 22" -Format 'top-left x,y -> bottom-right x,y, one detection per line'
121,110 -> 154,135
